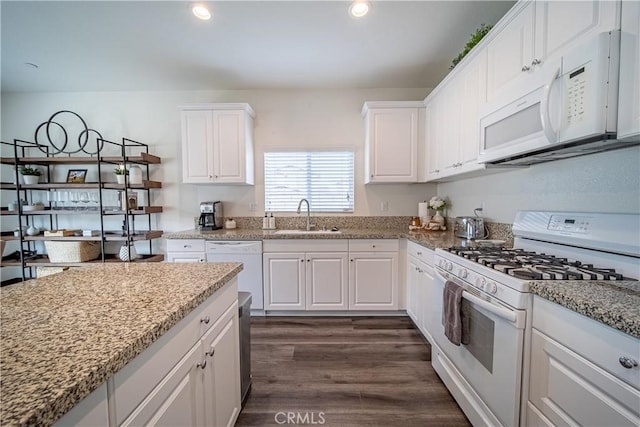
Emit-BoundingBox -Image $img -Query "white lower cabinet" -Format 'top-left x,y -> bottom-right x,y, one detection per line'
348,240 -> 399,311
405,242 -> 435,340
527,297 -> 640,426
263,251 -> 349,311
202,305 -> 241,427
121,343 -> 204,426
263,239 -> 398,312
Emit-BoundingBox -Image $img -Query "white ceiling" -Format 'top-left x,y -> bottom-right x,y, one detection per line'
1,0 -> 515,93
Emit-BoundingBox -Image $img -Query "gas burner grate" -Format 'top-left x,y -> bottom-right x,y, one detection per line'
445,247 -> 630,281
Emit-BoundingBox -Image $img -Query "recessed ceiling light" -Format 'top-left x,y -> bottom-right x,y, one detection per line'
192,3 -> 211,20
349,1 -> 371,18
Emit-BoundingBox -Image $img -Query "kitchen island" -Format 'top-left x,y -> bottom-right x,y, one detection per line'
0,262 -> 243,426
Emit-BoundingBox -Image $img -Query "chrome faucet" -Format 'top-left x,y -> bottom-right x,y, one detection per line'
296,198 -> 314,231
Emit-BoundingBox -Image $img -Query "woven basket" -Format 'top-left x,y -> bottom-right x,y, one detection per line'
45,241 -> 101,263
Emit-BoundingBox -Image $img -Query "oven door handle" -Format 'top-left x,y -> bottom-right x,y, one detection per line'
461,290 -> 518,324
435,270 -> 526,329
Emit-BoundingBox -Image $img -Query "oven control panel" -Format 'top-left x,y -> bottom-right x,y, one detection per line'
547,215 -> 592,233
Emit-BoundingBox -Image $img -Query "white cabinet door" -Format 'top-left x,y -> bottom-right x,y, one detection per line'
417,263 -> 434,339
202,305 -> 241,427
486,1 -> 535,104
166,253 -> 206,263
534,0 -> 620,67
364,105 -> 420,183
263,253 -> 305,310
528,329 -> 640,426
212,110 -> 253,184
181,105 -> 254,185
618,0 -> 640,140
349,252 -> 398,310
121,344 -> 203,427
181,110 -> 214,183
458,51 -> 487,169
306,252 -> 349,310
406,256 -> 420,322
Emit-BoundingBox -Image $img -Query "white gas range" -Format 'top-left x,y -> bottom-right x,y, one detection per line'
428,211 -> 640,427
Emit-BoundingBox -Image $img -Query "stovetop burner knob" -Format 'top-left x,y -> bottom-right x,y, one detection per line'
446,262 -> 453,271
459,268 -> 468,279
486,281 -> 498,294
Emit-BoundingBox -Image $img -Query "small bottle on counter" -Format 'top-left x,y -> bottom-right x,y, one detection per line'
268,212 -> 275,229
263,213 -> 269,229
225,218 -> 237,229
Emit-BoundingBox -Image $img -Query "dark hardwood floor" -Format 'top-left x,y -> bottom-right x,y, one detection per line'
235,316 -> 470,427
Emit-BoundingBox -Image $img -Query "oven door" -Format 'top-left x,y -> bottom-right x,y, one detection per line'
431,268 -> 527,427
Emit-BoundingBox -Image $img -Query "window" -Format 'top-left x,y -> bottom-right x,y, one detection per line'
264,151 -> 354,212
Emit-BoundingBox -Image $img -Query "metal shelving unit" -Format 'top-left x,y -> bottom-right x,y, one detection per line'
0,111 -> 164,283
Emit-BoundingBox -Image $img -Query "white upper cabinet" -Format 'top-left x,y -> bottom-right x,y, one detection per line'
180,103 -> 255,185
486,0 -> 620,106
362,101 -> 424,183
425,51 -> 489,182
618,0 -> 640,141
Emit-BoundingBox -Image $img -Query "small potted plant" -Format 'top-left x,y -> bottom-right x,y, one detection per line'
428,196 -> 448,227
19,167 -> 41,185
114,165 -> 128,184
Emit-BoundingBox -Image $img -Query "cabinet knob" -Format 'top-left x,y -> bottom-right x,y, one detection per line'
307,259 -> 310,262
350,259 -> 354,262
619,356 -> 638,369
532,58 -> 542,66
417,251 -> 422,255
183,245 -> 191,248
196,360 -> 207,369
206,349 -> 215,357
200,316 -> 210,324
301,259 -> 304,263
434,169 -> 440,173
521,65 -> 531,72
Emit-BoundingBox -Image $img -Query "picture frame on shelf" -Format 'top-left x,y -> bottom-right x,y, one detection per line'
66,169 -> 87,183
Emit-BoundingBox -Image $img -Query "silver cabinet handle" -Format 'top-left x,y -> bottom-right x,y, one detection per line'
183,245 -> 191,248
521,65 -> 531,72
206,349 -> 215,357
532,58 -> 542,66
197,360 -> 207,369
619,356 -> 638,369
201,316 -> 210,324
417,251 -> 422,255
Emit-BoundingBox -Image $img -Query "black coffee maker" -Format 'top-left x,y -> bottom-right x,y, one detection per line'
199,201 -> 223,230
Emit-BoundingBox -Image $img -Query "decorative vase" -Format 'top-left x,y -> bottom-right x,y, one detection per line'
129,165 -> 143,185
119,243 -> 138,261
433,210 -> 445,227
26,225 -> 40,236
116,175 -> 126,184
22,175 -> 39,185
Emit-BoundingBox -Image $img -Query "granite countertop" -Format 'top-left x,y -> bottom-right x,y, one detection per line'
0,262 -> 243,427
529,280 -> 640,338
164,228 -> 462,250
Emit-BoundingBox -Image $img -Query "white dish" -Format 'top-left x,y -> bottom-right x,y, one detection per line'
475,239 -> 506,247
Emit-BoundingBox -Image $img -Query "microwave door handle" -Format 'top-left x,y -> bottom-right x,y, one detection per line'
540,67 -> 561,143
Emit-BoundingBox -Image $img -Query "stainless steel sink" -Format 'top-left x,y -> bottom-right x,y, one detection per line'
274,229 -> 342,235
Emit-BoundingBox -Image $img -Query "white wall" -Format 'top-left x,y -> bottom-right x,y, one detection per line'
1,88 -> 437,232
438,145 -> 640,223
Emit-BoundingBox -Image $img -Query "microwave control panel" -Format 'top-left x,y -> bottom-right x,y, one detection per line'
565,65 -> 589,126
547,215 -> 592,234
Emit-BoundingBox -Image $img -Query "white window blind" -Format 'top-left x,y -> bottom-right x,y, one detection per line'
264,151 -> 354,212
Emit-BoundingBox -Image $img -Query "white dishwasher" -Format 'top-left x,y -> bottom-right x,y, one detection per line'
205,241 -> 263,310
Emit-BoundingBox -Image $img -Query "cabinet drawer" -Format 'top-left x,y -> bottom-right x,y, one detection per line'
263,239 -> 348,253
533,296 -> 640,389
166,239 -> 205,252
113,279 -> 238,424
407,241 -> 434,266
349,239 -> 399,252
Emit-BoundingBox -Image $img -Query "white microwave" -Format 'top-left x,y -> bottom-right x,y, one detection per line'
478,31 -> 626,165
